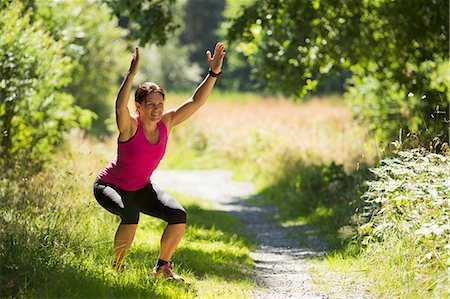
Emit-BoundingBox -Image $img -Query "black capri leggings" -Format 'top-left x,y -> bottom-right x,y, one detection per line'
93,178 -> 186,225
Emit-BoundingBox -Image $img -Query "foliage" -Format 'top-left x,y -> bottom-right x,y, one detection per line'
361,150 -> 450,249
134,34 -> 202,91
180,0 -> 226,67
307,148 -> 449,298
104,0 -> 205,93
0,2 -> 93,169
227,0 -> 449,145
348,57 -> 449,148
104,0 -> 179,46
214,0 -> 255,91
33,0 -> 128,135
356,149 -> 449,297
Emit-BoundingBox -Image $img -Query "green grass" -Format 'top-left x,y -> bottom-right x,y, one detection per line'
0,139 -> 255,298
309,149 -> 450,299
308,254 -> 375,298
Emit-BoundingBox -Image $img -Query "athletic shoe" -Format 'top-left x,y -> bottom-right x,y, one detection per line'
152,263 -> 184,281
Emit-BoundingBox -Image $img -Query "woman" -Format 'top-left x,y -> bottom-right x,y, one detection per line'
93,42 -> 226,281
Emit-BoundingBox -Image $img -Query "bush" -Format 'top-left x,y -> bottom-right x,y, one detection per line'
347,57 -> 450,149
0,2 -> 93,170
34,0 -> 128,136
358,149 -> 449,297
259,159 -> 371,248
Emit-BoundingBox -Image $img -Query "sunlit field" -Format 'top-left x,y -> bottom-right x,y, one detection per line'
161,91 -> 377,181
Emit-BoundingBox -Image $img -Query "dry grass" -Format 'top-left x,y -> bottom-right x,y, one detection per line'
172,95 -> 376,169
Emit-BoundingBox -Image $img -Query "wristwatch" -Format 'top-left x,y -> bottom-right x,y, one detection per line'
208,68 -> 222,78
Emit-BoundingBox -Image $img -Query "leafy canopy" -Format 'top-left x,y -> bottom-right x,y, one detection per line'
104,0 -> 179,46
227,0 -> 449,145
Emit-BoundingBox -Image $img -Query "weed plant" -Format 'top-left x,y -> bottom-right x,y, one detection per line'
356,149 -> 449,298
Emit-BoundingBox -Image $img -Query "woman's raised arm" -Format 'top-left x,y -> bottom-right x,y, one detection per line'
164,42 -> 226,130
116,47 -> 139,137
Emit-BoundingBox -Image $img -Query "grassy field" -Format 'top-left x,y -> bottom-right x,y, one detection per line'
0,131 -> 255,298
161,91 -> 377,175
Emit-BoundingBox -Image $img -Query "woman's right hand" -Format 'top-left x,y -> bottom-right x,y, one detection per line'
128,47 -> 139,76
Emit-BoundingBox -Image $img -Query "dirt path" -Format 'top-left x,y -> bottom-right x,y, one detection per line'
152,169 -> 331,298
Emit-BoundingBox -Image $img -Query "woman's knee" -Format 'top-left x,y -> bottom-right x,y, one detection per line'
121,209 -> 140,224
168,208 -> 187,224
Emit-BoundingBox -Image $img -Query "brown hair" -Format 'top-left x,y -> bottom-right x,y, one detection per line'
134,82 -> 165,104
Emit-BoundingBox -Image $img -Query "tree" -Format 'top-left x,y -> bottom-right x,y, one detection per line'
179,0 -> 226,66
134,42 -> 202,91
0,2 -> 93,169
104,0 -> 179,46
227,0 -> 449,146
132,0 -> 204,91
34,0 -> 129,135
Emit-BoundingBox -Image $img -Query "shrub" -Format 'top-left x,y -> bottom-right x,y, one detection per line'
33,0 -> 128,135
0,2 -> 93,170
359,149 -> 449,297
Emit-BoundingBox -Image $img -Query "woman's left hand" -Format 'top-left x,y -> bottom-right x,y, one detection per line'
206,42 -> 226,74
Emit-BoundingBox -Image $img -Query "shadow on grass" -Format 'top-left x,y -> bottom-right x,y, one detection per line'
2,186 -> 255,298
131,244 -> 252,282
257,160 -> 373,251
186,203 -> 256,247
1,249 -> 166,299
32,265 -> 160,299
131,203 -> 255,282
178,247 -> 252,280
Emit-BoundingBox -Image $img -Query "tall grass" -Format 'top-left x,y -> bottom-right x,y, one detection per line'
161,92 -> 376,177
312,149 -> 449,299
357,149 -> 449,298
0,132 -> 255,298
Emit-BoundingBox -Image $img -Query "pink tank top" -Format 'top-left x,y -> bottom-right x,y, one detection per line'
98,117 -> 168,191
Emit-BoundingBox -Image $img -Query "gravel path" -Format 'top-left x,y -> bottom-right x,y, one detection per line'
151,169 -> 361,299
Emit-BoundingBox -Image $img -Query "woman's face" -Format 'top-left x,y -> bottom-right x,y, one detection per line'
137,92 -> 164,122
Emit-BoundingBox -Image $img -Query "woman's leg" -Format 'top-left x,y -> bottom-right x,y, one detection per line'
94,179 -> 140,267
159,223 -> 186,261
114,224 -> 138,265
133,183 -> 187,263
